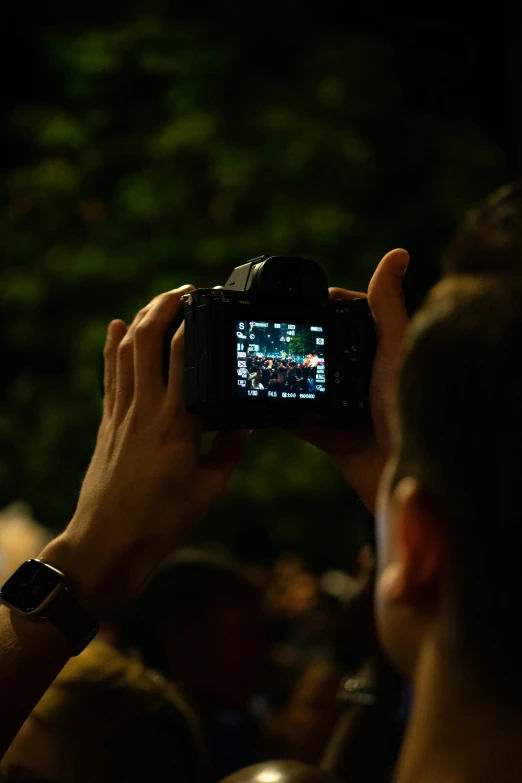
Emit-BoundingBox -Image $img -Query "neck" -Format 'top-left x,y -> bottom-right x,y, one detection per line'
397,638 -> 522,783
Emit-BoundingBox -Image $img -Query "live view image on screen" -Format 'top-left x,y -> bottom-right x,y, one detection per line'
236,321 -> 326,400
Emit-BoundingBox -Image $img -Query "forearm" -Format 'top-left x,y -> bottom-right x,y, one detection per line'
0,531 -> 133,758
0,286 -> 244,758
0,603 -> 71,758
338,449 -> 385,517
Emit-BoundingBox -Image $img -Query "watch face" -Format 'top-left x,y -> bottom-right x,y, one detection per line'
0,560 -> 62,613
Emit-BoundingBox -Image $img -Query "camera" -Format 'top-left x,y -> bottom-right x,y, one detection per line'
164,255 -> 376,430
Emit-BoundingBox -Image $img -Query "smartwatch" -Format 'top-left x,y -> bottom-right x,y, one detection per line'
0,558 -> 100,655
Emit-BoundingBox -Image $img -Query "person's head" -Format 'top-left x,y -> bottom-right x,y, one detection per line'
117,549 -> 266,713
0,642 -> 205,783
376,275 -> 522,707
444,182 -> 522,277
278,367 -> 288,383
271,660 -> 343,764
221,761 -> 343,783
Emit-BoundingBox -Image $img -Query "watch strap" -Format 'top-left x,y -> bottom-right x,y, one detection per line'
34,558 -> 100,655
41,585 -> 100,656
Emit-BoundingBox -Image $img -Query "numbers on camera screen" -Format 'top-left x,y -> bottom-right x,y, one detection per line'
236,320 -> 327,401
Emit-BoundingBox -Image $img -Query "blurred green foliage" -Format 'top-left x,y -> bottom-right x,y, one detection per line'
0,13 -> 508,566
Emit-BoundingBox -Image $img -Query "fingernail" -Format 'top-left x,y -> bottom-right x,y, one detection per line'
166,284 -> 194,296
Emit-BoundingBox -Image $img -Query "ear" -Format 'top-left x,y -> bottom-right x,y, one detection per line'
384,477 -> 445,607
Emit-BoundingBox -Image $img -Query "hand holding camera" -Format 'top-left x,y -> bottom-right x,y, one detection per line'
162,249 -> 408,513
42,287 -> 249,617
300,249 -> 410,512
44,250 -> 407,617
164,254 -> 377,430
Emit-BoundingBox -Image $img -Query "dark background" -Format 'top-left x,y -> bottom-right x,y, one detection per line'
1,4 -> 520,570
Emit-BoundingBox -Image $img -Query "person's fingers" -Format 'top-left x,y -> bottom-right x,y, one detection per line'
167,320 -> 187,411
367,248 -> 409,346
114,332 -> 138,417
129,303 -> 153,332
134,285 -> 194,403
329,287 -> 366,301
113,301 -> 158,416
198,429 -> 251,499
114,288 -> 190,416
103,320 -> 127,419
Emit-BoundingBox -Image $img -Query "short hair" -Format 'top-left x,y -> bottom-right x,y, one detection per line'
444,182 -> 522,276
116,549 -> 260,675
278,366 -> 287,374
393,275 -> 522,703
31,641 -> 207,783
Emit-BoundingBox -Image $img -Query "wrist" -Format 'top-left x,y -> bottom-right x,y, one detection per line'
321,432 -> 386,516
38,531 -> 152,619
38,536 -> 103,618
339,456 -> 385,516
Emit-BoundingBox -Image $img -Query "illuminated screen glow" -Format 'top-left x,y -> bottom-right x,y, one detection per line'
236,320 -> 326,401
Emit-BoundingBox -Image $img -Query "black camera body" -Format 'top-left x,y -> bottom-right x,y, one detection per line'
166,255 -> 376,430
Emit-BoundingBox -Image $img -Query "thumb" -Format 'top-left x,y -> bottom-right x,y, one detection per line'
367,248 -> 409,345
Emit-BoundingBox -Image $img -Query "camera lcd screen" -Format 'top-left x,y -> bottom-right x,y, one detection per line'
236,321 -> 326,401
